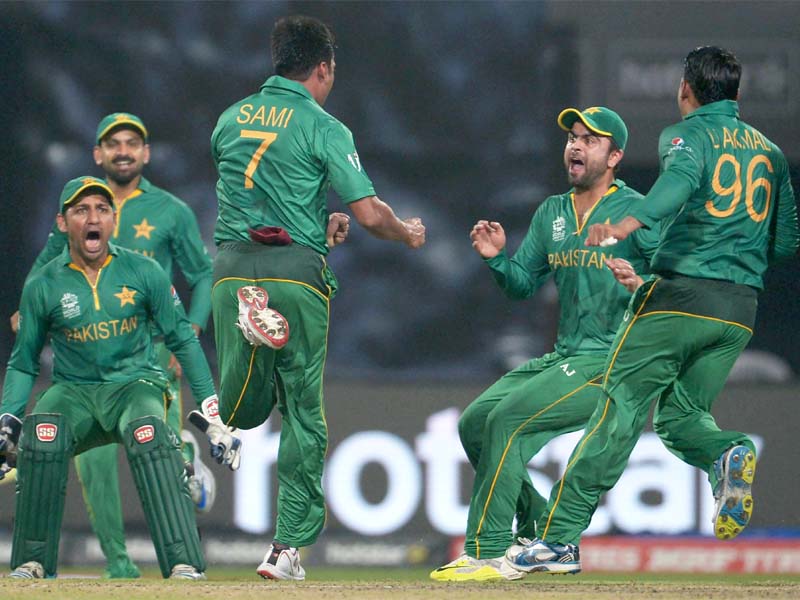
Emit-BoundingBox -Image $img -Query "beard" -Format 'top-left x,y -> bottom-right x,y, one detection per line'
105,159 -> 143,186
566,161 -> 606,191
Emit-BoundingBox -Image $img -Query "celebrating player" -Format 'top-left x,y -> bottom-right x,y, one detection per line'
10,113 -> 216,579
510,46 -> 799,575
0,176 -> 241,580
210,15 -> 425,580
431,107 -> 658,581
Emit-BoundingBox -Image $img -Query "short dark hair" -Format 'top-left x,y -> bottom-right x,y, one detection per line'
683,46 -> 741,105
271,15 -> 335,80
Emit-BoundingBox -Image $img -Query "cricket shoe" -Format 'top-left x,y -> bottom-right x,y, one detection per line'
235,286 -> 289,350
506,538 -> 581,574
169,563 -> 206,580
9,561 -> 44,579
257,544 -> 305,581
430,553 -> 525,582
713,445 -> 756,540
181,429 -> 217,513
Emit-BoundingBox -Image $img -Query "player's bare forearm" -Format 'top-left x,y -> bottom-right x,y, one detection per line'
350,195 -> 425,248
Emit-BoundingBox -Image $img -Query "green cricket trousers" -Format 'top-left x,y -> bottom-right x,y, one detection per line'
459,352 -> 606,559
538,275 -> 757,545
74,341 -> 181,577
212,241 -> 334,548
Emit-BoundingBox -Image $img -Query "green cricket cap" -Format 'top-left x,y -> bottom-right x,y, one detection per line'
60,176 -> 115,213
557,106 -> 628,151
95,112 -> 148,144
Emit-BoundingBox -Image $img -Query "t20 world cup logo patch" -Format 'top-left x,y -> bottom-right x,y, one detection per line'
552,216 -> 566,242
133,425 -> 155,444
60,293 -> 81,319
35,423 -> 58,442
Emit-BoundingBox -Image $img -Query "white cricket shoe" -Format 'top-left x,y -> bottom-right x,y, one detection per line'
9,561 -> 44,579
257,544 -> 305,581
235,286 -> 289,349
169,563 -> 206,580
181,429 -> 217,513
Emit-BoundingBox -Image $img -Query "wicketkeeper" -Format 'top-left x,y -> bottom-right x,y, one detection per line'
0,176 -> 241,580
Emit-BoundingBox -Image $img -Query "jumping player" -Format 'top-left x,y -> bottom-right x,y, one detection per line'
511,46 -> 799,575
431,107 -> 658,581
210,15 -> 425,580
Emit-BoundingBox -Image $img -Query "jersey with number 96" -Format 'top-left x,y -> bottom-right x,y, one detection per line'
211,75 -> 376,254
630,99 -> 798,290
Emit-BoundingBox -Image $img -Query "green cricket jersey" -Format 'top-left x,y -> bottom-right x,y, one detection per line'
30,177 -> 213,329
1,244 -> 215,418
630,100 -> 799,290
211,75 -> 376,254
486,181 -> 659,356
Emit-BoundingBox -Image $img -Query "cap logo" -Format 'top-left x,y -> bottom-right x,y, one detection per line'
82,177 -> 95,185
114,113 -> 130,122
584,107 -> 602,115
35,423 -> 58,442
133,425 -> 155,444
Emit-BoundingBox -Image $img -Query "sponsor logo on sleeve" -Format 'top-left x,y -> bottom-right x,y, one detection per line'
346,152 -> 362,172
133,424 -> 155,444
35,423 -> 58,442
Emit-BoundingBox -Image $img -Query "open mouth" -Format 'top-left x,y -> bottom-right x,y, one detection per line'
569,157 -> 585,176
85,230 -> 102,253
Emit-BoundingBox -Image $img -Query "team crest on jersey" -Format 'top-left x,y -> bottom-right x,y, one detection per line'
346,152 -> 362,172
552,216 -> 566,242
60,293 -> 81,319
35,423 -> 58,442
170,285 -> 182,307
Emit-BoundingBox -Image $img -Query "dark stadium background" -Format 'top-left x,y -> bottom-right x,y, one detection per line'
0,0 -> 798,571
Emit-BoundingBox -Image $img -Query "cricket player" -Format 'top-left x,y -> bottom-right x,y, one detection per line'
0,176 -> 242,580
12,113 -> 215,579
510,46 -> 799,575
210,15 -> 425,580
431,107 -> 658,582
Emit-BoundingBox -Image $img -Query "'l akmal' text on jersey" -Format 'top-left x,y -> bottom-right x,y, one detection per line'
211,76 -> 376,254
486,181 -> 659,356
630,100 -> 799,290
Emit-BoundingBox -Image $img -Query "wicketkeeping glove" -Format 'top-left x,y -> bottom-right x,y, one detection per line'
188,396 -> 242,471
0,413 -> 22,480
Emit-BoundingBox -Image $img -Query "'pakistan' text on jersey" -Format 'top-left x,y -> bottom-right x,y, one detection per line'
211,75 -> 376,254
486,181 -> 659,356
30,177 -> 213,328
630,100 -> 799,290
1,245 -> 215,418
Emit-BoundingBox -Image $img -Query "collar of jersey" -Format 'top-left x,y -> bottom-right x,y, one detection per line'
684,99 -> 739,121
59,242 -> 120,266
569,179 -> 624,236
260,75 -> 315,103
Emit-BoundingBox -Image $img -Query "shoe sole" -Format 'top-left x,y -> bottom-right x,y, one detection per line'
237,285 -> 268,311
236,286 -> 289,349
430,568 -> 524,582
714,446 -> 756,540
256,565 -> 305,581
245,307 -> 289,349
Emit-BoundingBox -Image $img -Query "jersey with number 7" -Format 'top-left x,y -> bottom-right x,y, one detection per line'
630,99 -> 798,289
211,75 -> 375,252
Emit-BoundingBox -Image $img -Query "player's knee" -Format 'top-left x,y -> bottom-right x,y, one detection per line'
20,413 -> 74,454
123,416 -> 175,451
